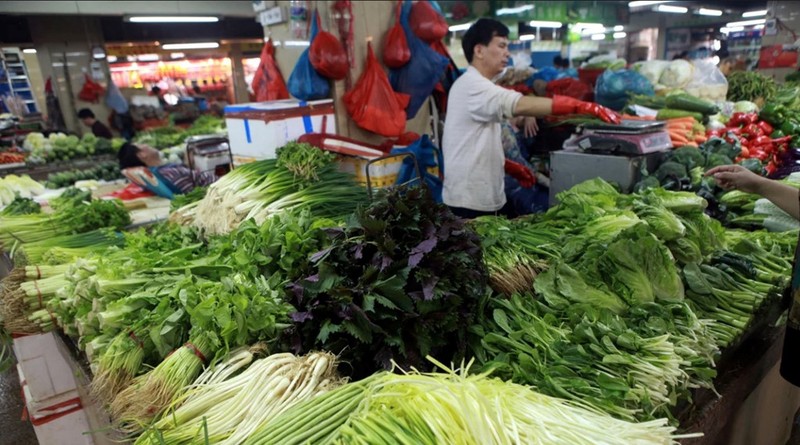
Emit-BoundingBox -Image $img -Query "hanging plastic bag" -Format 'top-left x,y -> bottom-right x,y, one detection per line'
390,134 -> 443,203
105,79 -> 129,113
595,69 -> 654,111
252,39 -> 290,102
344,41 -> 410,137
545,78 -> 593,102
78,74 -> 105,103
288,13 -> 331,101
409,0 -> 448,43
389,0 -> 448,119
309,9 -> 348,80
383,0 -> 410,68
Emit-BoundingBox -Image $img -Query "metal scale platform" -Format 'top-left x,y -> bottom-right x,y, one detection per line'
550,120 -> 672,204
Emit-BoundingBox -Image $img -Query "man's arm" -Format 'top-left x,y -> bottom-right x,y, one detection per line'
513,95 -> 620,123
513,96 -> 553,117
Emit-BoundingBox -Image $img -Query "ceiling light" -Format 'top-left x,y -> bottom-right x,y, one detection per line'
137,54 -> 160,62
629,1 -> 672,7
657,4 -> 688,13
613,32 -> 627,39
161,42 -> 220,50
519,34 -> 536,41
170,52 -> 185,59
742,10 -> 768,18
576,22 -> 604,29
720,26 -> 744,33
22,48 -> 36,54
497,5 -> 534,15
591,34 -> 606,41
529,20 -> 562,28
448,22 -> 473,32
283,41 -> 311,47
128,16 -> 219,23
697,8 -> 722,16
107,55 -> 118,62
614,25 -> 624,32
725,18 -> 766,27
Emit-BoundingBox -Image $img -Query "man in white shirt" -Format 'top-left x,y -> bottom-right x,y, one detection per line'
443,19 -> 620,218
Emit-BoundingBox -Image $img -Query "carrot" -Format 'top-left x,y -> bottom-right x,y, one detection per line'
684,142 -> 699,148
694,135 -> 707,144
622,114 -> 656,121
667,117 -> 697,124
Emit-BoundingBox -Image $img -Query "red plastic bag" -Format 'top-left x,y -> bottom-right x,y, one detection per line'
545,78 -> 593,102
409,0 -> 448,43
382,0 -> 410,68
78,74 -> 105,103
251,39 -> 290,102
309,9 -> 348,80
343,42 -> 411,137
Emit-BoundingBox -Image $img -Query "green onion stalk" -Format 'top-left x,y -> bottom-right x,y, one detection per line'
11,229 -> 123,266
110,330 -> 214,436
90,328 -> 149,406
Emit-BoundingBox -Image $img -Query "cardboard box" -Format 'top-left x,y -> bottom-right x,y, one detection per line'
224,99 -> 336,160
13,332 -> 79,406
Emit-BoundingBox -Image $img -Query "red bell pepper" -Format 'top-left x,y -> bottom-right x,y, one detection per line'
765,161 -> 778,175
726,127 -> 743,136
729,112 -> 759,127
757,121 -> 774,135
743,123 -> 763,139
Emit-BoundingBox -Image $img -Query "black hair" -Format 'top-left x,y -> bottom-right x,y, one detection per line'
118,142 -> 147,169
77,108 -> 95,119
151,86 -> 162,94
461,18 -> 510,64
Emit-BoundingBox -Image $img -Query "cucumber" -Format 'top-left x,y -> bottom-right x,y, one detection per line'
629,94 -> 666,109
664,94 -> 719,115
656,108 -> 704,121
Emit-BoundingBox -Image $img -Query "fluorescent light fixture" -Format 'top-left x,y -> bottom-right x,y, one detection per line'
725,18 -> 766,27
283,40 -> 311,47
657,4 -> 688,13
720,26 -> 744,33
591,34 -> 606,41
23,48 -> 36,54
614,25 -> 624,32
697,8 -> 722,16
519,34 -> 536,41
613,32 -> 627,39
742,10 -> 768,17
170,52 -> 185,59
497,5 -> 534,15
107,55 -> 118,62
128,16 -> 219,23
529,20 -> 562,28
137,54 -> 160,62
629,1 -> 672,7
161,42 -> 219,50
448,22 -> 473,32
576,22 -> 604,29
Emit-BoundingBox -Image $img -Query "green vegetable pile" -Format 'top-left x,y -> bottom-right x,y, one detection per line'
0,196 -> 41,216
45,162 -> 122,189
23,132 -> 122,165
726,71 -> 777,104
133,115 -> 226,149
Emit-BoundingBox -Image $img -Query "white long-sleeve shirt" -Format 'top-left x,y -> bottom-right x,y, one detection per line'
442,66 -> 522,211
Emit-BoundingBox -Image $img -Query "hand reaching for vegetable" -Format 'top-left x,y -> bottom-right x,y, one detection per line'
522,117 -> 539,138
551,95 -> 621,124
504,159 -> 535,188
705,164 -> 766,194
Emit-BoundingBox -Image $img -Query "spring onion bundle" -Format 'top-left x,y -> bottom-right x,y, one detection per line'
244,360 -> 694,445
185,143 -> 365,235
137,351 -> 343,445
13,229 -> 123,265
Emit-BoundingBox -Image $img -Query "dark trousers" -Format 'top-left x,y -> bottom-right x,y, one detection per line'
448,204 -> 511,219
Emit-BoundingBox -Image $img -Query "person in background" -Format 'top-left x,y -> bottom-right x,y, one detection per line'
442,18 -> 619,219
77,108 -> 113,139
150,86 -> 168,108
501,118 -> 549,217
705,164 -> 800,388
718,57 -> 736,77
117,142 -> 215,196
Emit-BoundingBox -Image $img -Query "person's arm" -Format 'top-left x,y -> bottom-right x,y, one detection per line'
706,164 -> 800,219
514,95 -> 621,123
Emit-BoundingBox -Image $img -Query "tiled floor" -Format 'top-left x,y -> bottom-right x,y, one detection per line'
0,362 -> 37,445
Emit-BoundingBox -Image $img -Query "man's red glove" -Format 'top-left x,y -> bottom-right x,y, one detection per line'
504,159 -> 535,188
551,95 -> 621,124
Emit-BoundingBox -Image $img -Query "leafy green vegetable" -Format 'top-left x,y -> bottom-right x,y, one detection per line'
1,196 -> 41,216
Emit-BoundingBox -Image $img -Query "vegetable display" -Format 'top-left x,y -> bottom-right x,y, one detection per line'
22,132 -> 122,165
726,71 -> 777,105
45,162 -> 122,189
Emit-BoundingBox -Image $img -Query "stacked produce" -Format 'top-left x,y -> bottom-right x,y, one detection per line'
133,115 -> 226,150
0,151 -> 25,165
726,71 -> 777,106
0,174 -> 45,207
757,84 -> 800,178
23,132 -> 123,165
45,161 -> 122,189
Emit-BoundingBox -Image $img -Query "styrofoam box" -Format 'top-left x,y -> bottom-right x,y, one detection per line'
13,332 -> 79,404
224,99 -> 336,160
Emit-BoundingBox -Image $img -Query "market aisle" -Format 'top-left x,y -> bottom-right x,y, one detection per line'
0,361 -> 37,445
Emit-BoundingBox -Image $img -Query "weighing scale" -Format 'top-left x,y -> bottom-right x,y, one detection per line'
185,135 -> 233,185
550,120 -> 672,204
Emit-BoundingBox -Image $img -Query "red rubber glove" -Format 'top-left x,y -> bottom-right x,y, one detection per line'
504,159 -> 535,188
551,95 -> 621,124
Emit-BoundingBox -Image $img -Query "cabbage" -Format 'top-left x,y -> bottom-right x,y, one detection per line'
659,59 -> 694,88
632,60 -> 671,86
733,101 -> 759,113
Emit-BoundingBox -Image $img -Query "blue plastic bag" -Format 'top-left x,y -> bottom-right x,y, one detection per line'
555,68 -> 578,80
595,69 -> 654,111
531,66 -> 559,83
288,11 -> 330,101
389,0 -> 448,119
390,134 -> 443,203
